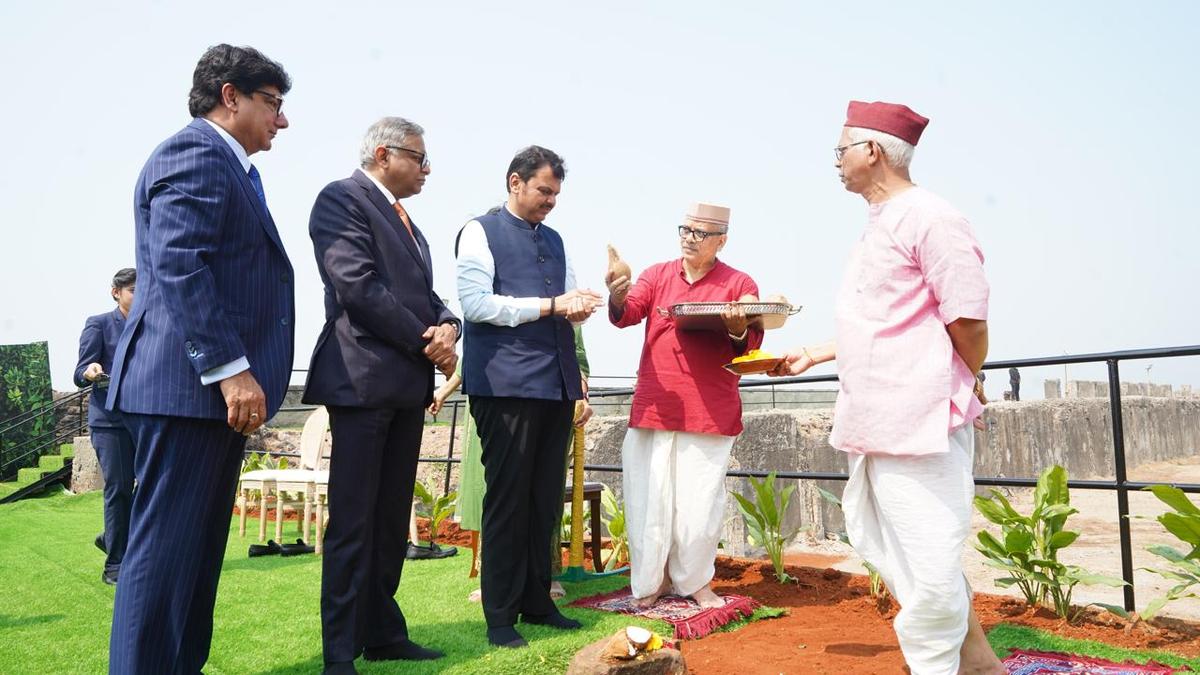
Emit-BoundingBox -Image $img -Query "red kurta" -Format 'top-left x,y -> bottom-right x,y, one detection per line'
610,259 -> 763,436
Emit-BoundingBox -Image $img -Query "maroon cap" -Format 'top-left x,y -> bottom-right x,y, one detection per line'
845,100 -> 929,146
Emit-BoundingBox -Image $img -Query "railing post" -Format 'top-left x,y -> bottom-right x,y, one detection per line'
443,400 -> 460,498
1108,359 -> 1136,612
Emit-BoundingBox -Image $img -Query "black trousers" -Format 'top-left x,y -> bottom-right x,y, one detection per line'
321,405 -> 424,664
470,396 -> 575,628
93,425 -> 136,574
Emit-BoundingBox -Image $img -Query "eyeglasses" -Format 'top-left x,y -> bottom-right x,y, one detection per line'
834,140 -> 871,161
386,146 -> 431,170
678,225 -> 727,242
252,90 -> 284,117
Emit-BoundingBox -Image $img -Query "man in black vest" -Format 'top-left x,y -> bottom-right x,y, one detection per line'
304,117 -> 460,674
455,146 -> 601,647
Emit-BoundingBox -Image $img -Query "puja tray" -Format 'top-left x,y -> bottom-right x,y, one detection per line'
658,301 -> 802,331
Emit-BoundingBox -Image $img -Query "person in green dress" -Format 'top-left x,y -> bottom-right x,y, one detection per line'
429,325 -> 593,599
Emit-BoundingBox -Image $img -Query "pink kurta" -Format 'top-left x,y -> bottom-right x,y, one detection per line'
611,259 -> 763,436
831,186 -> 989,457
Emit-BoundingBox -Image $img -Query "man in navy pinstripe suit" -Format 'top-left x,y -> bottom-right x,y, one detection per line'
303,117 -> 459,674
105,44 -> 294,674
74,267 -> 137,586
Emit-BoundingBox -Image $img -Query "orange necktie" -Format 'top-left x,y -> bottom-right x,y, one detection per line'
392,202 -> 419,248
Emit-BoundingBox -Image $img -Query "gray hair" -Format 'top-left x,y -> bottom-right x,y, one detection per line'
847,126 -> 915,169
359,117 -> 425,167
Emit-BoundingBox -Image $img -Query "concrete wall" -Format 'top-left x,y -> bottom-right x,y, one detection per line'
579,396 -> 1200,557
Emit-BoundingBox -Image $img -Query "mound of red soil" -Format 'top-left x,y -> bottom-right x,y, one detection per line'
682,555 -> 1200,674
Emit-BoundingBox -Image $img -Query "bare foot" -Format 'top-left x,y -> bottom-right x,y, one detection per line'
690,585 -> 725,609
550,581 -> 565,600
633,579 -> 672,608
958,611 -> 1005,674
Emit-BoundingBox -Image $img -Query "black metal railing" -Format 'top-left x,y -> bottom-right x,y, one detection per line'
260,345 -> 1199,612
0,387 -> 90,480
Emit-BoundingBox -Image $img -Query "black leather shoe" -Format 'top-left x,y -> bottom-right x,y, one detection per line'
101,568 -> 118,586
248,540 -> 282,557
363,639 -> 444,661
321,661 -> 358,675
280,538 -> 315,557
94,533 -> 107,554
406,542 -> 458,560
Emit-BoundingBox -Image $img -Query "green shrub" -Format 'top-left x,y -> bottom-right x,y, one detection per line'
974,465 -> 1126,621
1122,485 -> 1200,621
600,487 -> 629,571
733,472 -> 802,583
413,482 -> 457,546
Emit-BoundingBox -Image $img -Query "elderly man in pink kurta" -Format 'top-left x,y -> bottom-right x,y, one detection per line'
772,101 -> 1003,675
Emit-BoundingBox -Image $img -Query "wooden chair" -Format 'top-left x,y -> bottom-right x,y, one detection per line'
237,406 -> 331,543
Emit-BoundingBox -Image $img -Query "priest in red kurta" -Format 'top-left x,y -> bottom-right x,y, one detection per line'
606,202 -> 763,608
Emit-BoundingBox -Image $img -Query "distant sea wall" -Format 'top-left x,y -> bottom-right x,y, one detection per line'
582,396 -> 1200,556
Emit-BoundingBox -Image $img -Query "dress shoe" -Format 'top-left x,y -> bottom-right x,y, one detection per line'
522,610 -> 581,630
94,533 -> 107,554
101,568 -> 118,586
405,542 -> 458,560
321,661 -> 357,675
248,540 -> 282,557
363,638 -> 443,661
280,538 -> 315,557
487,625 -> 528,648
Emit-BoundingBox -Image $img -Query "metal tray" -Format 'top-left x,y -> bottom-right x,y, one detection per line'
657,301 -> 802,331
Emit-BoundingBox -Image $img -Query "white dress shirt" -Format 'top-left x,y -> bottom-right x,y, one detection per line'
456,205 -> 577,327
358,168 -> 422,260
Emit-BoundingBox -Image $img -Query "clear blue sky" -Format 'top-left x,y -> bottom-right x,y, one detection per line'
2,1 -> 1197,396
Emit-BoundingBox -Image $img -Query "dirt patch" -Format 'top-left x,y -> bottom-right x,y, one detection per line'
680,556 -> 1200,674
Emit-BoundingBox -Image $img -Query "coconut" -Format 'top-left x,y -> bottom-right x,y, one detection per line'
625,625 -> 653,649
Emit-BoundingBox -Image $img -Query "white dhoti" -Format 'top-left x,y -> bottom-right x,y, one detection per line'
842,425 -> 975,675
621,427 -> 735,598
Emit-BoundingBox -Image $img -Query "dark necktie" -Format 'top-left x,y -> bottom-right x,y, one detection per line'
247,165 -> 267,209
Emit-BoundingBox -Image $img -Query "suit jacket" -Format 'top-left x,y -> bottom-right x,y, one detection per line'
302,170 -> 459,409
73,307 -> 127,429
107,118 -> 295,420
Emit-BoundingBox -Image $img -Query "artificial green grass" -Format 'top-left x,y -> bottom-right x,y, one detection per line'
987,623 -> 1200,670
0,491 -> 674,674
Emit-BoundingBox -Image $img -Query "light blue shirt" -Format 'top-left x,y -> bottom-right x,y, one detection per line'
456,205 -> 576,327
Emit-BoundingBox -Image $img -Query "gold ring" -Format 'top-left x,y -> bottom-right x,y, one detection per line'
250,413 -> 260,419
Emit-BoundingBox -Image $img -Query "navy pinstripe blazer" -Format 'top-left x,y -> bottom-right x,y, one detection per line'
107,118 -> 295,420
73,307 -> 127,429
301,170 -> 458,409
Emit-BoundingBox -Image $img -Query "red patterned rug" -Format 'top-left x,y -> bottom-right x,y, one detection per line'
1002,649 -> 1177,674
569,587 -> 758,639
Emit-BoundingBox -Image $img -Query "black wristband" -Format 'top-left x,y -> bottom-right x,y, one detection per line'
549,296 -> 556,316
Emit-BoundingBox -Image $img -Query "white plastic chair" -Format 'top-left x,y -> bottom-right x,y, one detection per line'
237,406 -> 331,544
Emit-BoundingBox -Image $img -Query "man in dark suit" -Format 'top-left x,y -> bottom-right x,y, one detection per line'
105,44 -> 293,674
74,267 -> 136,586
303,117 -> 460,674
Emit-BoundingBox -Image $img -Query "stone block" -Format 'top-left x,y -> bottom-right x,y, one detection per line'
70,435 -> 103,494
1044,379 -> 1061,399
567,637 -> 686,675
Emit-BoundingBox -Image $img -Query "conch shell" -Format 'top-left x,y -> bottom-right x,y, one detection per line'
607,244 -> 632,281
